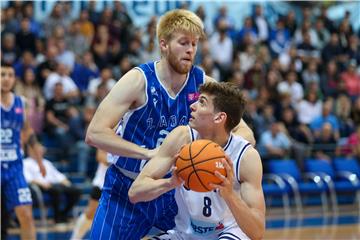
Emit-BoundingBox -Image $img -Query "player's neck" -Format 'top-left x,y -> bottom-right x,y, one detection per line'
200,130 -> 230,148
0,91 -> 14,108
157,60 -> 187,92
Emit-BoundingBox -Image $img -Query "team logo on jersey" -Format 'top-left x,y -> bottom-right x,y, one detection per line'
150,86 -> 159,107
15,107 -> 23,114
187,93 -> 200,101
190,218 -> 224,235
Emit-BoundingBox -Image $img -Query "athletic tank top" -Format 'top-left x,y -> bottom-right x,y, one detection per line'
1,94 -> 25,164
110,61 -> 205,173
174,127 -> 251,237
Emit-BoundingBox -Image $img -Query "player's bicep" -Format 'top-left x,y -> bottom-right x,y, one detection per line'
239,149 -> 265,214
89,69 -> 144,129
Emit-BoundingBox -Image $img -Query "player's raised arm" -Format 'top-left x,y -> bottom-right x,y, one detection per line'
129,126 -> 189,203
85,69 -> 155,160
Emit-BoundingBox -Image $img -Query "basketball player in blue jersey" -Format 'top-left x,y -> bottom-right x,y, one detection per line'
1,63 -> 47,240
129,82 -> 265,239
86,9 -> 255,239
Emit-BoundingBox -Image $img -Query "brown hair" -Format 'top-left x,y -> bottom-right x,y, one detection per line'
199,82 -> 246,132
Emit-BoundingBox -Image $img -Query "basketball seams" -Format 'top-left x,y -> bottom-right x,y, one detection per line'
188,171 -> 210,191
177,140 -> 214,161
176,155 -> 225,175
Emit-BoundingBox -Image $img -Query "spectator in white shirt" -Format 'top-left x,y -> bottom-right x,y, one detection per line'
23,145 -> 81,223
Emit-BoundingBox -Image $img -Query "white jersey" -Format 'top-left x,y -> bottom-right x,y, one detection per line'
92,163 -> 108,189
173,127 -> 251,239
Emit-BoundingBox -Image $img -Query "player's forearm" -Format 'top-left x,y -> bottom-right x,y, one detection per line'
128,177 -> 174,204
86,128 -> 151,160
223,193 -> 265,240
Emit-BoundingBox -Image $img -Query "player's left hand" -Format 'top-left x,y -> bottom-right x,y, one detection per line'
209,154 -> 234,198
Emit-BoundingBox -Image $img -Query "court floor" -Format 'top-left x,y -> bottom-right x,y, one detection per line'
5,206 -> 360,239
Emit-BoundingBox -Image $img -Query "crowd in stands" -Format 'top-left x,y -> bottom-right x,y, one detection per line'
1,1 -> 360,178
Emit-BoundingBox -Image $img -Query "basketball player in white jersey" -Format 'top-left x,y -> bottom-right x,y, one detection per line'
86,9 -> 255,239
129,82 -> 265,239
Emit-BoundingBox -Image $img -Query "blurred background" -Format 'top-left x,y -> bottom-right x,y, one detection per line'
1,0 -> 360,239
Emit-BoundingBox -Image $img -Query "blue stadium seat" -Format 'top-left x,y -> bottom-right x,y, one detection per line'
267,159 -> 328,213
262,174 -> 291,215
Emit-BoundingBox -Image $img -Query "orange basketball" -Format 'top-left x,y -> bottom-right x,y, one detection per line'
175,139 -> 226,192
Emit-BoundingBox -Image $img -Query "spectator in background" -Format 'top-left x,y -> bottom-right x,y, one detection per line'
239,45 -> 256,73
71,51 -> 99,94
310,100 -> 340,140
13,50 -> 36,79
258,121 -> 292,160
297,31 -> 320,64
78,9 -> 95,44
213,5 -> 236,36
87,66 -> 115,100
55,38 -> 76,71
22,3 -> 42,37
322,33 -> 346,64
44,82 -> 76,162
237,17 -> 258,45
277,71 -> 304,107
43,3 -> 69,38
1,32 -> 20,65
320,60 -> 341,98
209,18 -> 233,80
313,122 -> 337,161
335,94 -> 354,137
200,54 -> 221,81
351,96 -> 360,126
65,20 -> 90,58
296,91 -> 322,125
340,60 -> 360,100
343,126 -> 360,161
252,5 -> 269,43
283,10 -> 297,37
16,17 -> 36,54
313,18 -> 330,50
15,68 -> 45,134
302,60 -> 320,88
43,62 -> 80,102
269,19 -> 291,57
23,144 -> 81,223
346,35 -> 360,65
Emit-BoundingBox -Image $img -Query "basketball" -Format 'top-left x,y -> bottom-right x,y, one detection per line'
175,140 -> 226,192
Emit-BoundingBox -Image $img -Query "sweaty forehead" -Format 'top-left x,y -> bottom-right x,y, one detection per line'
171,31 -> 199,41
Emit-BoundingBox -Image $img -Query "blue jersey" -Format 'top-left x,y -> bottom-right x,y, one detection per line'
1,94 -> 32,210
111,62 -> 205,173
1,94 -> 24,164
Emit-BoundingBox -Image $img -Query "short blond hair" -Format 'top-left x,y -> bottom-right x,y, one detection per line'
156,9 -> 205,42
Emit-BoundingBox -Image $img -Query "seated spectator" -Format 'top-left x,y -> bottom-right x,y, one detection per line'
296,91 -> 322,125
269,19 -> 291,57
281,107 -> 313,144
342,126 -> 360,160
351,96 -> 360,126
335,94 -> 354,137
87,66 -> 115,99
15,68 -> 45,134
43,62 -> 80,102
313,122 -> 338,161
302,60 -> 320,88
23,144 -> 81,223
340,59 -> 360,100
320,60 -> 341,98
277,71 -> 304,108
310,100 -> 340,140
258,121 -> 292,160
44,82 -> 77,162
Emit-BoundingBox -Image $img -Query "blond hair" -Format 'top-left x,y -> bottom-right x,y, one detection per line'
156,9 -> 205,42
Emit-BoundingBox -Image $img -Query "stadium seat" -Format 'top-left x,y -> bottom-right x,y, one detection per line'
267,159 -> 328,213
262,174 -> 291,215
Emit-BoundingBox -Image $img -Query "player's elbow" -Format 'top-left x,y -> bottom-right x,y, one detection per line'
85,127 -> 97,147
128,185 -> 140,204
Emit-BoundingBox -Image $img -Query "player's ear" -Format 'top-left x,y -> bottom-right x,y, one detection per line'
159,39 -> 168,52
214,112 -> 226,124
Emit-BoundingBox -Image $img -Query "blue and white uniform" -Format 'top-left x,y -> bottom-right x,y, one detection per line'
163,127 -> 252,240
1,94 -> 32,210
91,62 -> 205,240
